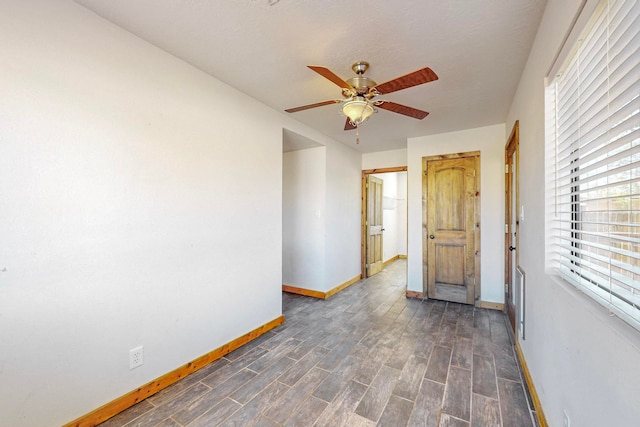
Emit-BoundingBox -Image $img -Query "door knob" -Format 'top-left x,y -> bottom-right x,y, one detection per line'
509,246 -> 516,251
429,234 -> 435,239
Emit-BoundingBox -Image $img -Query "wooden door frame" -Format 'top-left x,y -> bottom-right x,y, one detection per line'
361,166 -> 407,278
505,121 -> 520,331
422,152 -> 481,305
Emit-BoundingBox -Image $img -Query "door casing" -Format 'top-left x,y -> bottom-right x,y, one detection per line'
505,121 -> 520,333
422,151 -> 481,305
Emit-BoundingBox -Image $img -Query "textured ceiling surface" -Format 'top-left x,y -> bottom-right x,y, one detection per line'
75,0 -> 548,153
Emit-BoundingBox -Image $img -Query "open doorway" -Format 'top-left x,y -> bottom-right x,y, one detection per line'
361,167 -> 408,278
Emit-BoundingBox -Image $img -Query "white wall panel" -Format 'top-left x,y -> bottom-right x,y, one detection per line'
283,148 -> 326,290
0,1 -> 285,424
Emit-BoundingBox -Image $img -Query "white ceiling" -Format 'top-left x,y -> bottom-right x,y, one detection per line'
75,0 -> 548,153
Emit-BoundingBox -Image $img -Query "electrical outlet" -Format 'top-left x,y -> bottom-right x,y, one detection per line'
563,410 -> 570,427
129,346 -> 144,370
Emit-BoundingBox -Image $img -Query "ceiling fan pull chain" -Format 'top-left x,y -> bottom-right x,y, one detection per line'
356,126 -> 360,144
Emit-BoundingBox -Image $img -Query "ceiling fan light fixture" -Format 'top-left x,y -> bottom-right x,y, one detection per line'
342,97 -> 375,127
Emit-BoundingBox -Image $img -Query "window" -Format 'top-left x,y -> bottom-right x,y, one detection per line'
545,0 -> 640,329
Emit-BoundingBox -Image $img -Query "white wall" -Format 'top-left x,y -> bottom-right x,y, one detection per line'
324,143 -> 363,290
282,147 -> 326,290
282,142 -> 361,294
407,124 -> 506,303
362,148 -> 407,170
396,172 -> 408,257
506,0 -> 640,425
0,1 -> 353,425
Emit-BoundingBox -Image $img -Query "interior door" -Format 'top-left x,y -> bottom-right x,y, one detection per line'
425,156 -> 478,305
505,122 -> 519,333
366,175 -> 384,277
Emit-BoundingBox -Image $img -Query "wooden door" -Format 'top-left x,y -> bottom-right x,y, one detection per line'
505,122 -> 519,333
425,156 -> 478,304
366,175 -> 384,276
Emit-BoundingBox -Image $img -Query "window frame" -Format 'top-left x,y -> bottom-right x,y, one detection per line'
545,0 -> 640,331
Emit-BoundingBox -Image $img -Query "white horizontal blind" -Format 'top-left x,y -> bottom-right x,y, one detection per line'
546,0 -> 640,329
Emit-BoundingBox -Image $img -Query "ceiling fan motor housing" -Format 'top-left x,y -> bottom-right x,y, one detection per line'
347,61 -> 377,96
346,76 -> 377,96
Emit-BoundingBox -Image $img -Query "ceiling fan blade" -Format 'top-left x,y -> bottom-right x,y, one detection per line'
285,100 -> 341,113
373,67 -> 438,95
377,101 -> 429,119
344,118 -> 356,131
308,66 -> 353,90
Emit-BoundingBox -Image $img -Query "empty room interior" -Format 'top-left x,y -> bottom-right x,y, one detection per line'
1,0 -> 638,426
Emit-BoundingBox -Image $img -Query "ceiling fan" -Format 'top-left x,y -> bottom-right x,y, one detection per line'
285,61 -> 438,134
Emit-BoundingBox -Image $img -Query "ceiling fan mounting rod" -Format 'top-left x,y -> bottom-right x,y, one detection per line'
352,61 -> 369,75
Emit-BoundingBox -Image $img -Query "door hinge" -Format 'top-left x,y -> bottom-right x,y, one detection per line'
505,224 -> 509,233
505,164 -> 509,173
505,283 -> 508,293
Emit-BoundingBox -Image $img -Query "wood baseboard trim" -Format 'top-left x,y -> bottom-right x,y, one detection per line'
477,301 -> 505,311
515,342 -> 548,427
398,254 -> 407,259
325,275 -> 362,299
382,255 -> 400,268
406,290 -> 424,299
283,275 -> 362,300
64,315 -> 285,427
282,284 -> 325,299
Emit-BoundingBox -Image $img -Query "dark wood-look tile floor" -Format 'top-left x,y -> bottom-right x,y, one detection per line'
100,260 -> 538,427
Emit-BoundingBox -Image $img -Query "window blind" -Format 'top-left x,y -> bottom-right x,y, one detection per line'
546,0 -> 640,329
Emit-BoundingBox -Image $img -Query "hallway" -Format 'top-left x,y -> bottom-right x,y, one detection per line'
101,260 -> 537,426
